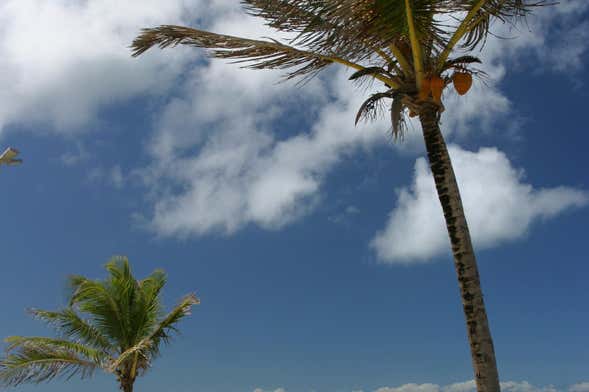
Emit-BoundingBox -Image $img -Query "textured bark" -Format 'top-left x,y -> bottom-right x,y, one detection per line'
121,382 -> 134,392
418,103 -> 500,392
119,374 -> 134,392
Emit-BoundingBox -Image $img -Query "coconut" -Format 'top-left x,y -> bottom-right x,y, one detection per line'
452,72 -> 472,95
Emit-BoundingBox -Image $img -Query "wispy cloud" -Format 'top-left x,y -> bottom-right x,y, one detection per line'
87,165 -> 125,189
60,142 -> 91,166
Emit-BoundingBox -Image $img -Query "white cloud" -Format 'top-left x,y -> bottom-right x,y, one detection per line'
570,383 -> 589,392
0,0 -> 201,135
87,165 -> 125,189
110,165 -> 124,189
253,388 -> 286,392
440,0 -> 589,136
139,1 -> 588,238
252,381 -> 588,392
375,381 -> 566,392
141,65 -> 390,236
371,145 -> 588,263
442,380 -> 476,392
60,142 -> 91,166
376,383 -> 440,392
3,1 -> 584,239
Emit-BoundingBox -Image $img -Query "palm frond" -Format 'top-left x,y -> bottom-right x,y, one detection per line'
0,345 -> 97,386
390,96 -> 407,140
438,0 -> 548,66
444,55 -> 482,66
5,337 -> 108,364
104,257 -> 141,348
108,294 -> 199,373
127,269 -> 167,346
466,0 -> 548,48
29,308 -> 112,351
242,0 -> 333,36
355,91 -> 394,125
348,66 -> 393,81
131,25 -> 334,80
69,276 -> 128,347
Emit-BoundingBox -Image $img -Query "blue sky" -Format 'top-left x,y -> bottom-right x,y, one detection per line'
0,1 -> 588,392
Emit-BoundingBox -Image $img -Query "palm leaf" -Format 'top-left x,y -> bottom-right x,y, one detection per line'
348,66 -> 392,81
390,96 -> 407,140
127,269 -> 167,346
69,277 -> 128,347
131,25 -> 334,79
0,345 -> 97,386
5,337 -> 107,364
29,308 -> 112,351
108,294 -> 199,372
355,91 -> 394,125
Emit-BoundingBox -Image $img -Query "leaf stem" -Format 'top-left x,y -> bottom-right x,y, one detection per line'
404,0 -> 424,87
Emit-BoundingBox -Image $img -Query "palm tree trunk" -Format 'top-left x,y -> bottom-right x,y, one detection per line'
418,102 -> 500,392
120,379 -> 134,392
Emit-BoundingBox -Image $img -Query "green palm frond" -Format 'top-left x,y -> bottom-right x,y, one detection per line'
5,337 -> 108,364
0,344 -> 97,386
69,274 -> 128,347
1,257 -> 197,389
127,269 -> 167,346
109,293 -> 200,373
30,308 -> 113,351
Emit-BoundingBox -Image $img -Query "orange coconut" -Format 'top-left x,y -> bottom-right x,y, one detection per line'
452,72 -> 472,95
430,75 -> 444,103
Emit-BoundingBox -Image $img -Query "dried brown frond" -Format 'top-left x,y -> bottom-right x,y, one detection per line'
131,25 -> 334,79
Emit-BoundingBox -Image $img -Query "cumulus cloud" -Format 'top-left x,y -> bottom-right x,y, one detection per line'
570,383 -> 589,392
440,0 -> 589,136
140,64 -> 390,236
371,145 -> 588,263
0,0 -> 202,135
376,383 -> 440,392
253,381 -> 588,392
380,381 -> 562,392
138,1 -> 588,238
2,1 -> 585,238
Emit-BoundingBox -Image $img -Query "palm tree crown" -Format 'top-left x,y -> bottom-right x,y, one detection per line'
132,0 -> 545,137
0,256 -> 199,392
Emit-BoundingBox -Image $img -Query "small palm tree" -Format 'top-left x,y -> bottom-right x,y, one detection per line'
131,2 -> 548,391
0,256 -> 199,392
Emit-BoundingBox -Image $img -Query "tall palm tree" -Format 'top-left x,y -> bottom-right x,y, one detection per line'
0,256 -> 199,392
131,1 -> 548,391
